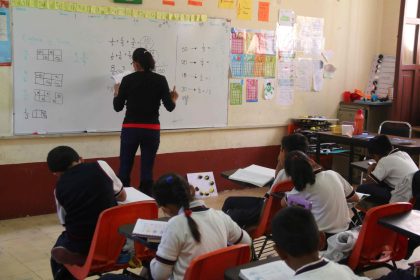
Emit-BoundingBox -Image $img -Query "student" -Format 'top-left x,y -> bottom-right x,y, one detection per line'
150,173 -> 251,280
222,133 -> 309,228
272,207 -> 370,279
113,47 -> 178,196
281,151 -> 359,237
47,146 -> 126,280
357,135 -> 419,204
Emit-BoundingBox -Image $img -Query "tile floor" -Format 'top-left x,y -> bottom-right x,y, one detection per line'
0,186 -> 418,279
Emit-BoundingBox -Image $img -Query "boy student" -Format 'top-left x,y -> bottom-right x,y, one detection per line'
357,135 -> 419,204
47,146 -> 126,280
221,133 -> 309,228
272,207 -> 370,279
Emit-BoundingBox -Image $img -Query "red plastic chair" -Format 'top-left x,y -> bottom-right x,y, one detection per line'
347,202 -> 412,273
247,180 -> 294,259
184,244 -> 251,280
64,200 -> 158,279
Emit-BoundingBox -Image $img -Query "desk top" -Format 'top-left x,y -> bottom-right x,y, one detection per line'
378,210 -> 420,242
118,223 -> 161,250
316,132 -> 420,153
224,256 -> 281,280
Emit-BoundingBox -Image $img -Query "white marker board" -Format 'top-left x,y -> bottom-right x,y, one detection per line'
12,7 -> 230,134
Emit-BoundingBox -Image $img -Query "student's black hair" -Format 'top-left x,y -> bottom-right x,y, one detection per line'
368,134 -> 393,157
281,133 -> 309,153
132,48 -> 155,72
47,146 -> 80,172
272,207 -> 319,257
284,151 -> 315,191
153,173 -> 201,243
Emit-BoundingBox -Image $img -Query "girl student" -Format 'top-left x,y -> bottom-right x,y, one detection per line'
150,173 -> 251,280
281,151 -> 359,239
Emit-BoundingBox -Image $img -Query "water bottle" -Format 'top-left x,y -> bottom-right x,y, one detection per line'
354,109 -> 364,135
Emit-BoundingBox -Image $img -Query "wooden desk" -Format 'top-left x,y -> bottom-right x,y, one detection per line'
224,256 -> 281,280
316,132 -> 420,184
378,210 -> 420,242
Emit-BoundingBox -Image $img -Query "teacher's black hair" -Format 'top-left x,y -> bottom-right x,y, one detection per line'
133,48 -> 155,72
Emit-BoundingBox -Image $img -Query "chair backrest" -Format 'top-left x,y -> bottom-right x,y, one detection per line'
347,202 -> 412,271
378,121 -> 412,138
183,244 -> 251,280
412,170 -> 420,210
65,200 -> 158,279
250,180 -> 294,238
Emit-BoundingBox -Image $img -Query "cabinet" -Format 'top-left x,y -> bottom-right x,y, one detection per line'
337,101 -> 392,133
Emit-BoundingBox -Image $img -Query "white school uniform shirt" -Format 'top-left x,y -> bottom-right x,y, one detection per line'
286,170 -> 354,233
293,259 -> 371,280
370,149 -> 419,203
55,160 -> 123,224
150,200 -> 252,280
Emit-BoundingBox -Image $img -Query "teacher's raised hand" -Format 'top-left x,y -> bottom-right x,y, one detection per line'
170,86 -> 179,102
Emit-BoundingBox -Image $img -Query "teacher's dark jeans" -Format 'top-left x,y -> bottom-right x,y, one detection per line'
118,128 -> 160,195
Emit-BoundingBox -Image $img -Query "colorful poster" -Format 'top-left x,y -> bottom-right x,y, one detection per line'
162,0 -> 175,5
230,54 -> 244,77
245,31 -> 275,55
237,0 -> 252,20
218,0 -> 234,9
187,172 -> 218,198
0,7 -> 11,65
243,54 -> 255,77
258,1 -> 269,22
253,54 -> 265,77
231,28 -> 244,54
246,78 -> 258,102
230,79 -> 243,105
264,55 -> 276,77
264,79 -> 275,100
188,0 -> 203,6
278,9 -> 295,26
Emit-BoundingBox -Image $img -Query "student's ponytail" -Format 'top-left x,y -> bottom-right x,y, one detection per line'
153,173 -> 201,243
284,151 -> 316,191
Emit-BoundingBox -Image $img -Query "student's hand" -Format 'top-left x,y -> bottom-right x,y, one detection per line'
367,162 -> 377,174
170,86 -> 179,102
114,83 -> 120,97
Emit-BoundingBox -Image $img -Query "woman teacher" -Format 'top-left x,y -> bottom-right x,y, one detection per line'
113,48 -> 178,195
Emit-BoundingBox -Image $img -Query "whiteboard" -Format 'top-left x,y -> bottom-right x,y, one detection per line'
12,7 -> 230,134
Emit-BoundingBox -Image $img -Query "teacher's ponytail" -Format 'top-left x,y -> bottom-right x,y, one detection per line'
133,47 -> 155,72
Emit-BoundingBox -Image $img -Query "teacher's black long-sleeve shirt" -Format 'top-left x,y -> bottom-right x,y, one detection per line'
113,71 -> 175,124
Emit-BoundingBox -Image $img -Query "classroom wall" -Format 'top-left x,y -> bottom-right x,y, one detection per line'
0,0 -> 400,218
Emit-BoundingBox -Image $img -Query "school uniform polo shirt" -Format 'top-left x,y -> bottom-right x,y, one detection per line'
370,149 -> 419,203
286,170 -> 354,234
150,200 -> 252,280
293,259 -> 370,279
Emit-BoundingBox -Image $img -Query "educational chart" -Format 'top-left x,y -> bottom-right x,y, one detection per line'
12,7 -> 230,134
187,172 -> 218,198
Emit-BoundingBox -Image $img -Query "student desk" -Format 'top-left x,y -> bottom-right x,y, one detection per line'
224,256 -> 281,280
315,132 -> 420,184
118,223 -> 160,250
378,210 -> 420,242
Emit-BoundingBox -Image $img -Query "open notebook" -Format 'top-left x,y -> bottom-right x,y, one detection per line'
118,187 -> 154,205
229,164 -> 275,187
239,260 -> 294,280
132,218 -> 168,241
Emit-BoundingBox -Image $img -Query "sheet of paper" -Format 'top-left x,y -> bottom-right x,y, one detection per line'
162,0 -> 175,5
239,260 -> 294,280
244,164 -> 275,178
229,168 -> 273,187
278,9 -> 295,26
219,0 -> 235,9
237,0 -> 252,20
133,218 -> 167,238
264,55 -> 276,77
0,11 -> 7,41
0,8 -> 11,64
263,79 -> 275,100
246,78 -> 258,102
188,0 -> 203,6
230,54 -> 244,77
294,59 -> 313,92
258,1 -> 270,22
187,172 -> 218,198
111,70 -> 133,84
231,28 -> 245,54
119,187 -> 154,205
312,60 -> 324,92
276,24 -> 294,52
229,78 -> 243,105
